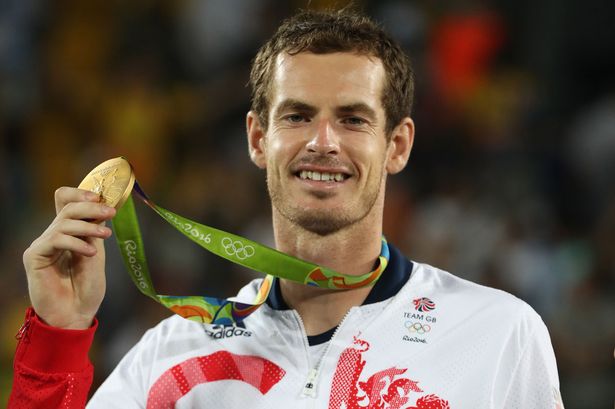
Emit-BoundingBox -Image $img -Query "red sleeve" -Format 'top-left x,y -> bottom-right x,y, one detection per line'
8,307 -> 97,409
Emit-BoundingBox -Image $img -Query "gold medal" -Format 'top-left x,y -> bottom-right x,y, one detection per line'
78,157 -> 135,209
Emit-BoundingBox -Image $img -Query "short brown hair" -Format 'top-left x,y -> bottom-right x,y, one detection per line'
249,9 -> 415,137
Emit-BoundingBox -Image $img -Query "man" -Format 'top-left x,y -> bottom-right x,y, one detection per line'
10,9 -> 563,408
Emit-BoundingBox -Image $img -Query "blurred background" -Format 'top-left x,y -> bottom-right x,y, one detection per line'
1,0 -> 614,407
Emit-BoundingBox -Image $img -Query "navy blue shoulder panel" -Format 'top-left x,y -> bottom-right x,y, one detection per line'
363,242 -> 412,305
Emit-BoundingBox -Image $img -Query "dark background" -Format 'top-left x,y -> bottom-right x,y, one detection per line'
1,0 -> 614,407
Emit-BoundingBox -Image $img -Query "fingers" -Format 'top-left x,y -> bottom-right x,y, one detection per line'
57,201 -> 116,222
32,231 -> 99,259
55,219 -> 112,239
45,216 -> 112,250
24,188 -> 118,268
55,186 -> 117,227
26,218 -> 113,264
55,186 -> 101,215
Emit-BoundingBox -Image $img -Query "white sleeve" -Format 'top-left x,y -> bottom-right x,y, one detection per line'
86,328 -> 155,408
499,307 -> 564,409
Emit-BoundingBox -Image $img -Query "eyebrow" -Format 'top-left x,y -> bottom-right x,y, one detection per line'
273,99 -> 318,117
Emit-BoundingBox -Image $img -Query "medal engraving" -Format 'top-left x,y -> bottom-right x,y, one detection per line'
78,157 -> 135,209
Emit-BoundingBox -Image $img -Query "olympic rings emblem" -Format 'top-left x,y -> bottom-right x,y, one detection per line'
405,321 -> 431,334
221,237 -> 255,260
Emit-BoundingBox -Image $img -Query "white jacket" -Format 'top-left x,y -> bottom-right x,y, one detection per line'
89,261 -> 562,409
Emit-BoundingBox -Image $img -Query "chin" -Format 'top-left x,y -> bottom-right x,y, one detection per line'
289,208 -> 355,236
305,189 -> 337,200
270,182 -> 371,235
296,216 -> 350,236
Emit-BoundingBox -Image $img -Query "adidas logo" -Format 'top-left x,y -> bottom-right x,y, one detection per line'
204,325 -> 252,339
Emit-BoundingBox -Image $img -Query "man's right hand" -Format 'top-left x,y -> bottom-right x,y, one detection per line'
22,187 -> 117,329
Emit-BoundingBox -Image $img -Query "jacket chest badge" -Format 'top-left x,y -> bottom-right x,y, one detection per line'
402,297 -> 438,344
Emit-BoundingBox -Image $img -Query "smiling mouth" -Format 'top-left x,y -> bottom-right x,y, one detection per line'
296,170 -> 350,182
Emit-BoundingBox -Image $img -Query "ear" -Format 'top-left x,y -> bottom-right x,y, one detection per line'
246,111 -> 267,169
386,117 -> 414,175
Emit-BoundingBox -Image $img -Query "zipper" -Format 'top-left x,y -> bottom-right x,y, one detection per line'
15,320 -> 30,340
294,308 -> 355,399
15,309 -> 35,341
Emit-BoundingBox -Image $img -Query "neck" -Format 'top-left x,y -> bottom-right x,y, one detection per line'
272,204 -> 384,336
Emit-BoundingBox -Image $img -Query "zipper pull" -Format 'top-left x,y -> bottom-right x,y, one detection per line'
15,319 -> 31,341
15,308 -> 37,341
300,368 -> 320,398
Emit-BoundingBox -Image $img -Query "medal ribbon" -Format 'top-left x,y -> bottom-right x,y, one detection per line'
111,182 -> 389,325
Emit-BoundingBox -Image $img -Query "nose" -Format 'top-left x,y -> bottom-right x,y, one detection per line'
306,119 -> 340,155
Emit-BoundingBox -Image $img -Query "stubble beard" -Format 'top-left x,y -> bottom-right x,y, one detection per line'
267,172 -> 384,236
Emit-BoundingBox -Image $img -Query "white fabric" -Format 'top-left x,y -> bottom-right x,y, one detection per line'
88,262 -> 563,409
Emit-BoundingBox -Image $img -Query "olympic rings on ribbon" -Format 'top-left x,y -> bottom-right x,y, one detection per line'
404,321 -> 431,334
221,237 -> 255,260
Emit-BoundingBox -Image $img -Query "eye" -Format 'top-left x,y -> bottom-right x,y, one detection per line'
343,116 -> 366,126
285,114 -> 309,123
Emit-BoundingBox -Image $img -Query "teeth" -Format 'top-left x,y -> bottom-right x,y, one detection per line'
299,171 -> 346,182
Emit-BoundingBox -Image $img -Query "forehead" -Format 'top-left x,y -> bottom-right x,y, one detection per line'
270,52 -> 386,109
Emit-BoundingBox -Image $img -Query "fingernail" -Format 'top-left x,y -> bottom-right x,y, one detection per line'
98,226 -> 109,235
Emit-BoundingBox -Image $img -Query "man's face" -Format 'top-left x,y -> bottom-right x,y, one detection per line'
251,52 -> 395,235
